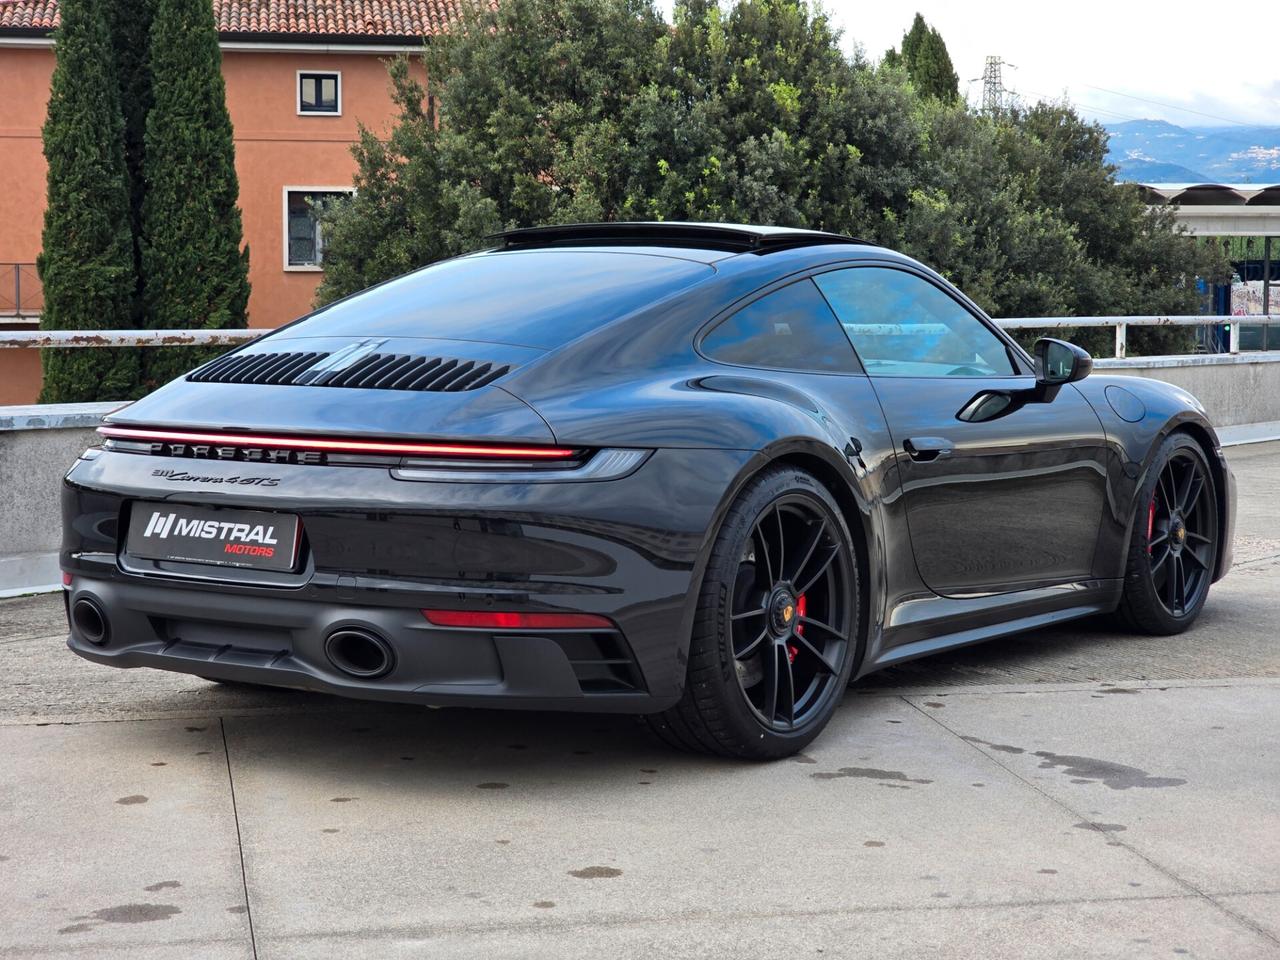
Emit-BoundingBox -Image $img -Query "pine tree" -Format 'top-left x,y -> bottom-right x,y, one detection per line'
36,0 -> 143,402
141,0 -> 249,386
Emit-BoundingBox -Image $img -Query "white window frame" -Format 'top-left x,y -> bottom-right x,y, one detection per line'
282,186 -> 355,272
296,70 -> 342,116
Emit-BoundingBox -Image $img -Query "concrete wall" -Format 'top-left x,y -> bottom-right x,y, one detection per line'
0,404 -> 115,597
1094,353 -> 1280,427
1,355 -> 1277,596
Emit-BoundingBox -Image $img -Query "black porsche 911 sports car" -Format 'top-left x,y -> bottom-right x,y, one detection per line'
62,222 -> 1235,758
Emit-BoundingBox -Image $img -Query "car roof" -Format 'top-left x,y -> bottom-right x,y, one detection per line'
494,221 -> 878,258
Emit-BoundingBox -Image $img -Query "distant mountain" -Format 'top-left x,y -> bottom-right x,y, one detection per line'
1116,159 -> 1210,182
1104,119 -> 1280,184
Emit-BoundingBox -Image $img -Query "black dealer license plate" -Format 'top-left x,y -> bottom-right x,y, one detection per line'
127,502 -> 300,572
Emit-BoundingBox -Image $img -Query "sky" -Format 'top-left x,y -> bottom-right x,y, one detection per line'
658,0 -> 1280,128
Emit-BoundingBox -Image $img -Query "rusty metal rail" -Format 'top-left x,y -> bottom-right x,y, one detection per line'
1,317 -> 1278,359
0,329 -> 262,349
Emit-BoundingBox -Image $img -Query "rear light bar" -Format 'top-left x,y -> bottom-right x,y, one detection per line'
97,426 -> 580,460
422,609 -> 614,630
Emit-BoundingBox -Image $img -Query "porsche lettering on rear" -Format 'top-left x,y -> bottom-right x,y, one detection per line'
150,442 -> 323,465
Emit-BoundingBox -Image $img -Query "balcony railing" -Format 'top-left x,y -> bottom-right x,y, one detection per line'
0,263 -> 42,320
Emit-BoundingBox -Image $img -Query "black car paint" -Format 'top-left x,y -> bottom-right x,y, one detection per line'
62,234 -> 1236,712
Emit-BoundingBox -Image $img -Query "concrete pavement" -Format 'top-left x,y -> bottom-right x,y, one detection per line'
2,445 -> 1278,959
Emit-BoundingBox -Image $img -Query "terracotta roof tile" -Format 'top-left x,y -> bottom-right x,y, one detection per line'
0,0 -> 459,37
0,0 -> 58,30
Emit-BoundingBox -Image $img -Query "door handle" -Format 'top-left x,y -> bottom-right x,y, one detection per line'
903,436 -> 954,462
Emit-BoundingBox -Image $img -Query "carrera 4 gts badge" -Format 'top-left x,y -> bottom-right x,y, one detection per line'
152,468 -> 280,486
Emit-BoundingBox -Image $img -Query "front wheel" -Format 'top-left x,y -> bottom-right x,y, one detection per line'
1116,431 -> 1219,635
645,466 -> 860,759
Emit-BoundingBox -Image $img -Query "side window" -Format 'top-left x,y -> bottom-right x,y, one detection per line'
813,268 -> 1017,377
701,279 -> 862,374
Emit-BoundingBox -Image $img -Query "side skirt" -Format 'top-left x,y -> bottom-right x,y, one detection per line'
858,579 -> 1123,677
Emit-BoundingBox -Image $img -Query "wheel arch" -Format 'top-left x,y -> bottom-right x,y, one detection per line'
1163,418 -> 1231,582
689,440 -> 876,674
771,450 -> 874,668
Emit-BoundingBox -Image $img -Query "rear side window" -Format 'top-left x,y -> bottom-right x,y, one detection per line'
701,279 -> 862,374
813,267 -> 1017,377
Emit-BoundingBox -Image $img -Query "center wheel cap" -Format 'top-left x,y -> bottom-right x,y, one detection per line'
768,589 -> 797,636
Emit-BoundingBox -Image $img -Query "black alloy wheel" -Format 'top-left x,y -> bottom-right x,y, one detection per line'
1117,431 -> 1219,635
730,495 -> 853,732
645,466 -> 860,759
1145,446 -> 1217,618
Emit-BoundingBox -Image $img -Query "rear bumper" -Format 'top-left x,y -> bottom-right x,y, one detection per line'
61,445 -> 757,711
65,577 -> 669,711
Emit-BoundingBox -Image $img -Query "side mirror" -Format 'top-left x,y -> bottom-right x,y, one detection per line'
1033,338 -> 1092,401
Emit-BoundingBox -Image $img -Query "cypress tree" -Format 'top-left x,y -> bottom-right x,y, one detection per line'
37,0 -> 142,402
888,13 -> 959,102
106,0 -> 154,323
141,0 -> 249,386
912,27 -> 959,102
900,13 -> 928,69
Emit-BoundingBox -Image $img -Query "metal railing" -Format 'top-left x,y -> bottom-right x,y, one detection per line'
0,329 -> 261,349
0,263 -> 43,319
998,316 -> 1277,358
0,317 -> 1277,359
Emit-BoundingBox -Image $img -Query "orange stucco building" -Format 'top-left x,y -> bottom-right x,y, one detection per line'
0,1 -> 447,403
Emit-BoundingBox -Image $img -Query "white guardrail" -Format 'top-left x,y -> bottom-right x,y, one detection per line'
0,317 -> 1277,359
996,316 -> 1277,359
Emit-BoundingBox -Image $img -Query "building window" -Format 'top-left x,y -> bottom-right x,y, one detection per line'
298,71 -> 340,114
284,189 -> 351,270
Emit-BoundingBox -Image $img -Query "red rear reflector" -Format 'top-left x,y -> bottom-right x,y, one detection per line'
61,571 -> 73,587
422,610 -> 613,630
97,426 -> 578,460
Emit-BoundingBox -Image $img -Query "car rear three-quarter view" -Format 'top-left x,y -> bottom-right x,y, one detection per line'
62,223 -> 1235,759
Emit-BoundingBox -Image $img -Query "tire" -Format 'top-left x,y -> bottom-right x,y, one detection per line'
1115,431 -> 1219,635
645,466 -> 861,759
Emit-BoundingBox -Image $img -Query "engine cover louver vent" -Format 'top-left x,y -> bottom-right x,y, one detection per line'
188,351 -> 512,392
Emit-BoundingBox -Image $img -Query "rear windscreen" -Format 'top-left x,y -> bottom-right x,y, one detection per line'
286,250 -> 714,350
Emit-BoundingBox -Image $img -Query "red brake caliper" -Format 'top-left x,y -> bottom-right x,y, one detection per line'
1146,494 -> 1157,555
788,594 -> 807,663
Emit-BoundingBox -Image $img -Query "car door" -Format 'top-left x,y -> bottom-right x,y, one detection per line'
812,264 -> 1109,598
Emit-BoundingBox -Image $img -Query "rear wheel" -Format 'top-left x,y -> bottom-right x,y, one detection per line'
1116,432 -> 1219,635
645,466 -> 859,759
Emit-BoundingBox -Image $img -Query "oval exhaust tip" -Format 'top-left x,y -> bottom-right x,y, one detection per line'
72,598 -> 109,646
324,628 -> 394,679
